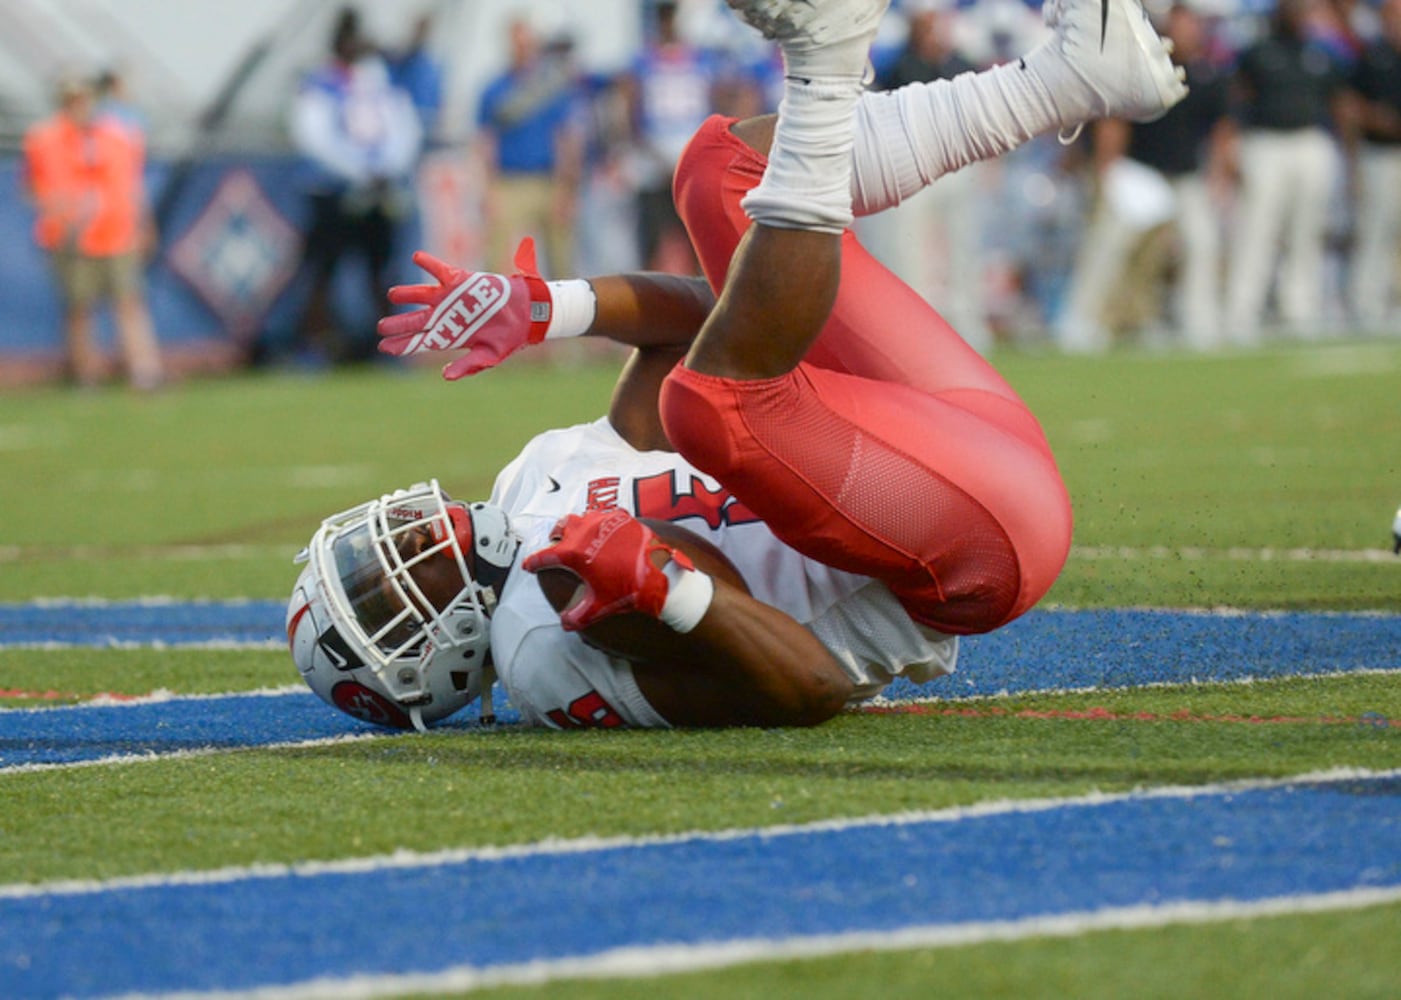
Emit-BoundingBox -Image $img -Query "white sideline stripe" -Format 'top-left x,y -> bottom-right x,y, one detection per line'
7,598 -> 1398,616
0,731 -> 391,778
111,886 -> 1401,1000
1,541 -> 1394,565
6,667 -> 1393,776
0,545 -> 286,563
1071,544 -> 1399,564
1038,604 -> 1401,618
3,640 -> 284,650
0,684 -> 308,715
0,686 -> 355,777
886,665 -> 1401,706
10,596 -> 277,607
4,767 -> 1395,900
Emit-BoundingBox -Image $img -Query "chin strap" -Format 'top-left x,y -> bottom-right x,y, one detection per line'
405,663 -> 497,734
478,664 -> 497,727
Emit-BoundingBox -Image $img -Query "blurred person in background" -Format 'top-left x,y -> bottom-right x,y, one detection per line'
1056,2 -> 1232,351
21,75 -> 163,390
953,0 -> 1076,339
475,10 -> 585,278
1224,0 -> 1348,344
1313,0 -> 1370,64
94,67 -> 148,142
858,0 -> 991,353
387,11 -> 446,145
282,6 -> 423,365
573,69 -> 646,276
624,0 -> 722,273
1344,0 -> 1401,330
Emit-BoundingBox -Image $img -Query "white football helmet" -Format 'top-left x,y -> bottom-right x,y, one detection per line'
287,480 -> 519,731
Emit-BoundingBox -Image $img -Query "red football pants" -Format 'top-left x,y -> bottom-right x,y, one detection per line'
659,116 -> 1072,634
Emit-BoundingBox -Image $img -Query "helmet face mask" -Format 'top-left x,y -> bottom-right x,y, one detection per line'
290,480 -> 518,730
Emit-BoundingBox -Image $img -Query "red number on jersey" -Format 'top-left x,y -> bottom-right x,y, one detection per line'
545,690 -> 625,729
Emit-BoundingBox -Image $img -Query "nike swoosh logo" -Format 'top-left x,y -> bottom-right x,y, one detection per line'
546,476 -> 561,493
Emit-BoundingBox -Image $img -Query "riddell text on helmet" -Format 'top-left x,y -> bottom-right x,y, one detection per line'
409,272 -> 510,354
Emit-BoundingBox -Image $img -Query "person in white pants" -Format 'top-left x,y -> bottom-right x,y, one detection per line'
856,0 -> 992,353
1056,2 -> 1231,352
1224,0 -> 1347,345
1347,0 -> 1401,332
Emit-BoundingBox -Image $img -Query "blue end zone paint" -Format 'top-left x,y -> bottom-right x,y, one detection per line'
0,601 -> 282,646
0,693 -> 510,769
1,606 -> 1396,770
3,606 -> 1397,697
2,775 -> 1398,998
889,608 -> 1401,700
0,694 -> 366,766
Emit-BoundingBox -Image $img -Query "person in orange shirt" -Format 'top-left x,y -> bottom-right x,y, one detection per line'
22,76 -> 163,389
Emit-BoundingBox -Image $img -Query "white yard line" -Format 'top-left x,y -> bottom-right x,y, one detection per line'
0,730 -> 390,778
117,886 -> 1401,1000
876,665 -> 1401,705
6,767 -> 1394,901
0,685 -> 307,713
1071,544 -> 1398,564
2,542 -> 1395,565
1,640 -> 285,650
0,544 -> 287,563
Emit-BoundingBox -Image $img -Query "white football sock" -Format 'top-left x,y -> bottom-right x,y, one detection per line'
850,59 -> 1065,216
740,0 -> 883,236
743,76 -> 863,233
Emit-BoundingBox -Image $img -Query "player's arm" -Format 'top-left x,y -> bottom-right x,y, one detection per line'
377,239 -> 715,379
585,272 -> 715,349
523,510 -> 853,728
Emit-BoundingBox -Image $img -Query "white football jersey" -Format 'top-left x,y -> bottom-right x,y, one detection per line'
487,418 -> 957,728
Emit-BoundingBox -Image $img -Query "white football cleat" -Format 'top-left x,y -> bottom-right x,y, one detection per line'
727,0 -> 890,79
1028,0 -> 1189,127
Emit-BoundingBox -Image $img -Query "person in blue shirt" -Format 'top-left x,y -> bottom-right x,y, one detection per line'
387,12 -> 445,144
476,14 -> 585,278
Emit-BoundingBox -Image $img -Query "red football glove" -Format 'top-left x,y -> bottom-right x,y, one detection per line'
521,509 -> 699,632
377,238 -> 553,380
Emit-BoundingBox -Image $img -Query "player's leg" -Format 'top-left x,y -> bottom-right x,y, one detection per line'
1277,129 -> 1335,333
681,0 -> 889,381
110,254 -> 163,390
675,117 -> 1049,455
58,252 -> 104,387
665,0 -> 1181,632
675,116 -> 1012,403
1225,132 -> 1288,346
847,0 -> 1186,219
674,0 -> 1185,406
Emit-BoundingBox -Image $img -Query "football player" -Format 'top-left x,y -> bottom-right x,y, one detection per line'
289,0 -> 1187,731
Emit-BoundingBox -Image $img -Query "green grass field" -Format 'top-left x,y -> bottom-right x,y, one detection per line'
2,341 -> 1399,997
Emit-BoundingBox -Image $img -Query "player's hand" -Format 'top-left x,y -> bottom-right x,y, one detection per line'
377,237 -> 552,380
521,509 -> 699,632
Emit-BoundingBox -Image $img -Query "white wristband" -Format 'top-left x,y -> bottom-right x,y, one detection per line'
544,279 -> 597,340
659,561 -> 715,633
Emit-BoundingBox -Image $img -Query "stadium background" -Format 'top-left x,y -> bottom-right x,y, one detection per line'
2,2 -> 1399,995
2,0 -> 1309,386
0,0 -> 656,383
